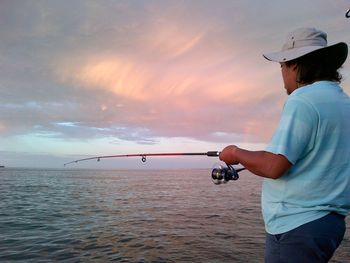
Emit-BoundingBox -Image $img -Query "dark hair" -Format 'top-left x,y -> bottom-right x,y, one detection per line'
285,49 -> 343,84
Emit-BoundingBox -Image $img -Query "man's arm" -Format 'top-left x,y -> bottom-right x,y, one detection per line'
219,145 -> 292,179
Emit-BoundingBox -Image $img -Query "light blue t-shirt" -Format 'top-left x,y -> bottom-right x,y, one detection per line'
263,81 -> 350,235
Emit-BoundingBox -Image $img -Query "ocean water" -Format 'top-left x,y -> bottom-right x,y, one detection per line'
0,168 -> 349,263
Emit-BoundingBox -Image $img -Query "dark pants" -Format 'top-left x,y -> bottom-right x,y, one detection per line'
265,213 -> 346,263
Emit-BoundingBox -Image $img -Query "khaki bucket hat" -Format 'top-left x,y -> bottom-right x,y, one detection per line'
263,27 -> 348,68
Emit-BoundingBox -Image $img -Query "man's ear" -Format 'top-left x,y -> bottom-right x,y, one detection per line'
291,63 -> 298,71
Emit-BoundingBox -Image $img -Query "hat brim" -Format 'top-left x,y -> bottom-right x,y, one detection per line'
263,42 -> 348,68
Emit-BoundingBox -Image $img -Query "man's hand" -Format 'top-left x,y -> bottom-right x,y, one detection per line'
219,145 -> 239,165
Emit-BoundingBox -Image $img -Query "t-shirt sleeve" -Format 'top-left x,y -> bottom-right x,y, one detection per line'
266,96 -> 318,164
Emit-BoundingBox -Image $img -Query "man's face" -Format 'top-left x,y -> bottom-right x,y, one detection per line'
280,62 -> 298,95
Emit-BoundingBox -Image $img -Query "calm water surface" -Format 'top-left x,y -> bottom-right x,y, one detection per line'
0,168 -> 349,262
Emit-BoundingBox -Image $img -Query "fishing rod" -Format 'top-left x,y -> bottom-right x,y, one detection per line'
64,151 -> 246,185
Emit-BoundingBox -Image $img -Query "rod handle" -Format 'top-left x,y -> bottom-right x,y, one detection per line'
206,151 -> 220,157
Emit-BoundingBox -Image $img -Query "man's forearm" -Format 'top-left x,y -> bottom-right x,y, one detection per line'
219,145 -> 292,179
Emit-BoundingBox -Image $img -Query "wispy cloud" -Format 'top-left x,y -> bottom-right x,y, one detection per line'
0,0 -> 349,167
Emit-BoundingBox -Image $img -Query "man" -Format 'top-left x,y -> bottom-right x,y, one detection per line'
219,28 -> 350,262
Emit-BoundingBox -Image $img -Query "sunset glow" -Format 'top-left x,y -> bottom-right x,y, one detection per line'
0,0 -> 349,168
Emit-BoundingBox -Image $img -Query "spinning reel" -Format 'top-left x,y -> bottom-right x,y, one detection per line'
211,163 -> 244,185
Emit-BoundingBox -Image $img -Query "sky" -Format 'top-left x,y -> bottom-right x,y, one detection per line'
1,0 -> 350,169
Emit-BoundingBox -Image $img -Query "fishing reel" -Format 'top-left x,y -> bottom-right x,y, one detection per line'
211,163 -> 240,185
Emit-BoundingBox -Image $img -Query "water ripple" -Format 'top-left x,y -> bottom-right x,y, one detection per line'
0,168 -> 348,262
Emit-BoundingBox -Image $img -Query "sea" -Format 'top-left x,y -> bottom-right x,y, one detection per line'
0,168 -> 349,263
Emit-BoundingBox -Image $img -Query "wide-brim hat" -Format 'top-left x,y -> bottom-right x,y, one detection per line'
263,27 -> 348,68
